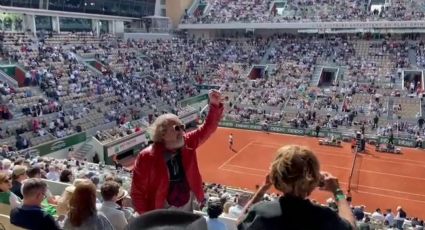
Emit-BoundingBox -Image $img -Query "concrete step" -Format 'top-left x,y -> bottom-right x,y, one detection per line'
311,66 -> 323,86
71,143 -> 93,160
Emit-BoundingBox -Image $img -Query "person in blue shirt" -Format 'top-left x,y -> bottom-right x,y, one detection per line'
10,178 -> 61,230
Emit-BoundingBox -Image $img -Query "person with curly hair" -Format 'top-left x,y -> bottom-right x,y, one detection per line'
238,145 -> 356,230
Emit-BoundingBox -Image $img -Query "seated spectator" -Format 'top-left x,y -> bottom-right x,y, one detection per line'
59,169 -> 74,183
27,166 -> 58,205
353,208 -> 369,230
385,208 -> 395,227
10,178 -> 61,230
63,180 -> 113,230
1,159 -> 12,175
395,206 -> 407,229
126,209 -> 207,230
57,178 -> 87,216
0,172 -> 21,209
371,208 -> 385,222
205,198 -> 228,230
99,181 -> 128,230
115,187 -> 134,222
46,165 -> 60,181
228,193 -> 250,219
11,165 -> 27,199
221,201 -> 234,218
238,145 -> 356,230
26,166 -> 42,179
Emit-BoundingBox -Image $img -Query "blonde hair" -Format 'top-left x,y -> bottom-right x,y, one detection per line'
149,113 -> 180,143
223,201 -> 233,214
270,145 -> 320,198
2,159 -> 11,169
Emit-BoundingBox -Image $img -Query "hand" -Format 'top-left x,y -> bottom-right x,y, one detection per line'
259,174 -> 273,193
318,171 -> 340,194
209,89 -> 222,106
263,174 -> 273,190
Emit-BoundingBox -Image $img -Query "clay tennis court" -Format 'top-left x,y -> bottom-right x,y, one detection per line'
197,127 -> 425,219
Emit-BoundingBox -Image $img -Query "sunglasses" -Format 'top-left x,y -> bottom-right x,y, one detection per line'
173,124 -> 185,132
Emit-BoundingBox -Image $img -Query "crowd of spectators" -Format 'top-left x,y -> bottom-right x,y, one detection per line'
3,32 -> 425,150
182,0 -> 425,24
2,30 -> 425,229
0,142 -> 422,229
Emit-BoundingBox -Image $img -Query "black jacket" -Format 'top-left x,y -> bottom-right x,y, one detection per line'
238,195 -> 353,230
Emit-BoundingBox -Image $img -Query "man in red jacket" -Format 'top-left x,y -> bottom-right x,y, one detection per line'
131,90 -> 224,214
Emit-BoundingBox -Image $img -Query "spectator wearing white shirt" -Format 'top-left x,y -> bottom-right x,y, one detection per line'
46,166 -> 60,181
205,198 -> 228,230
371,208 -> 385,222
99,181 -> 128,230
228,193 -> 250,219
1,159 -> 13,175
395,206 -> 408,229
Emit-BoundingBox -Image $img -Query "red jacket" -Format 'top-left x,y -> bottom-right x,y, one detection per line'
131,103 -> 223,214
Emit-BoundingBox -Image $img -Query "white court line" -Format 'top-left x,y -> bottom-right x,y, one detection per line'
221,165 -> 425,198
224,164 -> 269,173
251,141 -> 425,166
221,165 -> 425,204
360,154 -> 425,166
218,141 -> 254,170
353,184 -> 425,198
356,190 -> 425,204
224,162 -> 425,181
240,141 -> 425,168
219,168 -> 266,178
242,142 -> 355,159
219,127 -> 305,138
220,127 -> 425,166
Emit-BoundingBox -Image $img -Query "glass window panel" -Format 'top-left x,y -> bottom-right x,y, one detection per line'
60,17 -> 92,32
35,15 -> 53,31
30,0 -> 40,8
119,1 -> 132,17
103,0 -> 121,16
11,0 -> 30,7
2,17 -> 13,31
3,0 -> 155,17
49,0 -> 64,10
133,4 -> 142,17
63,0 -> 84,12
84,0 -> 104,14
99,20 -> 109,33
0,0 -> 12,6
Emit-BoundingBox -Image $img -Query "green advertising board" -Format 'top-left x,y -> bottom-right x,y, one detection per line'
306,129 -> 342,139
219,121 -> 343,138
219,120 -> 235,127
218,121 -> 306,136
377,136 -> 416,148
234,123 -> 263,130
269,126 -> 305,136
0,66 -> 16,77
218,120 -> 422,148
179,94 -> 209,107
194,85 -> 221,91
33,132 -> 87,156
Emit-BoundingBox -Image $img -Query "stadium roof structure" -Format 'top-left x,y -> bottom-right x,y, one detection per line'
0,5 -> 137,21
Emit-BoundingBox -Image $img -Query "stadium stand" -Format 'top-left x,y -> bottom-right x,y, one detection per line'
1,0 -> 425,229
